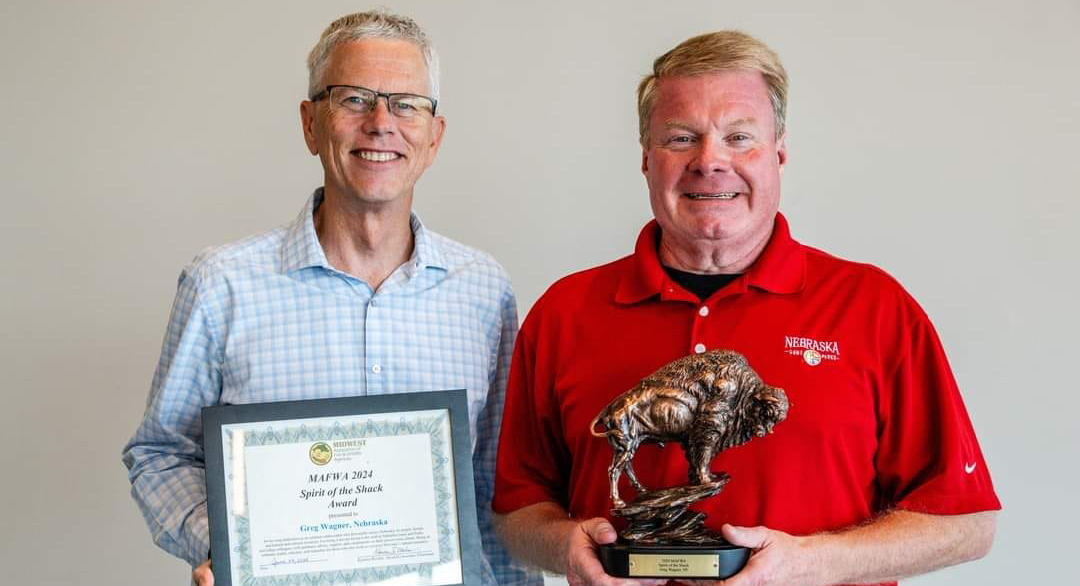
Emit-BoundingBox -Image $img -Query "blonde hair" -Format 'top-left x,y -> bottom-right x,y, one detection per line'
306,9 -> 440,101
637,31 -> 788,144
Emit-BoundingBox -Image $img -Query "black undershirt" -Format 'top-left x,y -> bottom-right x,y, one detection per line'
662,265 -> 739,301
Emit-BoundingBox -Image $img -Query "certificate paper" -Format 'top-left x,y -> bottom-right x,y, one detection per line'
203,391 -> 478,586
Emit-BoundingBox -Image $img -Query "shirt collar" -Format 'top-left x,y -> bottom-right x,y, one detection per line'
408,212 -> 448,273
281,188 -> 448,274
281,189 -> 331,272
615,211 -> 806,304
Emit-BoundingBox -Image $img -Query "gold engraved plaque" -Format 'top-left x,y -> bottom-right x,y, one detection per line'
628,552 -> 720,577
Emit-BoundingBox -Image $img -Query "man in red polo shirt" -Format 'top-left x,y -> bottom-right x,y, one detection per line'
492,30 -> 1000,586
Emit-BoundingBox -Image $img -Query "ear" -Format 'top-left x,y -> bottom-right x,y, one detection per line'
423,115 -> 444,165
641,145 -> 650,175
776,133 -> 787,175
429,115 -> 446,156
300,100 -> 319,155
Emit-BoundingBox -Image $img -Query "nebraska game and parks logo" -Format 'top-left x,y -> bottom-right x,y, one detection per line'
784,335 -> 840,366
308,442 -> 333,466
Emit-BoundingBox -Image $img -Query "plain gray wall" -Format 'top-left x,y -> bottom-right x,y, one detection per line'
2,1 -> 1077,584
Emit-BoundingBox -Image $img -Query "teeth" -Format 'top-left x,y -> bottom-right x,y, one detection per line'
685,192 -> 738,200
357,150 -> 399,162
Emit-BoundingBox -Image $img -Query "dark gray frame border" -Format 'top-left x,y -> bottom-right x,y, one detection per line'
202,389 -> 480,586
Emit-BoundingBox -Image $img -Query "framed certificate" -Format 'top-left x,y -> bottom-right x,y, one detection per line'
202,390 -> 481,586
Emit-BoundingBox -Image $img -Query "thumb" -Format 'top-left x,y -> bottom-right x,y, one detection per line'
581,517 -> 619,545
192,559 -> 214,586
722,523 -> 769,549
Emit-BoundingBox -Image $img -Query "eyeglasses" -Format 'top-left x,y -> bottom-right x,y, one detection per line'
310,85 -> 438,118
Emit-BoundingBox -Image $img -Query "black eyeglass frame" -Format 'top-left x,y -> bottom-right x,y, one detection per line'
310,84 -> 438,116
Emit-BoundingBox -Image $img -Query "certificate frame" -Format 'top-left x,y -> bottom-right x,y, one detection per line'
203,389 -> 482,586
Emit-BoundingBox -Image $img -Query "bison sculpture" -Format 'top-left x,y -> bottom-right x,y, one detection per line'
590,350 -> 788,507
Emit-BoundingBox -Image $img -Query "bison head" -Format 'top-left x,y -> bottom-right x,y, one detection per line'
721,381 -> 789,450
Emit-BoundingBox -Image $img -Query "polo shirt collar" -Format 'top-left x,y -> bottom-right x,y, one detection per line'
615,212 -> 806,304
281,188 -> 448,274
744,212 -> 805,294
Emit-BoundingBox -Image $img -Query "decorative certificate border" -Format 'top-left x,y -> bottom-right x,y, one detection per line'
203,390 -> 480,586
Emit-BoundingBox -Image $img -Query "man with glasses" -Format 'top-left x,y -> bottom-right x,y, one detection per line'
123,10 -> 538,586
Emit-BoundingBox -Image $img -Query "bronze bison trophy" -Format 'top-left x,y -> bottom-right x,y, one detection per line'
591,350 -> 789,509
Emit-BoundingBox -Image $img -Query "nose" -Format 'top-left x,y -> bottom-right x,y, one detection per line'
688,135 -> 732,176
361,97 -> 396,136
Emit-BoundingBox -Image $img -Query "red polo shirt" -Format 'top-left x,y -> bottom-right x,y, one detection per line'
494,213 -> 999,547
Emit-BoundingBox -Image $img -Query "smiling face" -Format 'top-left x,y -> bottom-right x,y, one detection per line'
642,70 -> 786,259
300,38 -> 445,210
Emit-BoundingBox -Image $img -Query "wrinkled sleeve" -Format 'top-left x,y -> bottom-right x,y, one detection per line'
122,265 -> 224,567
473,280 -> 543,586
493,298 -> 571,514
875,314 -> 1001,515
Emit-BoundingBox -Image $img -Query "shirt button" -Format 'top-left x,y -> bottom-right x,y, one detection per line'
694,343 -> 706,354
370,298 -> 377,307
371,364 -> 382,374
698,306 -> 709,317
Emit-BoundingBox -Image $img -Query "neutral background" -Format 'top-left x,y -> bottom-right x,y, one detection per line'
2,1 -> 1077,584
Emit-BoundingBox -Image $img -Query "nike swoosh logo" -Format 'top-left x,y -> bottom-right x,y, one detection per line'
964,462 -> 977,474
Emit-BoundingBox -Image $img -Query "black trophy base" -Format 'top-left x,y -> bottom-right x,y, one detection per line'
599,542 -> 750,580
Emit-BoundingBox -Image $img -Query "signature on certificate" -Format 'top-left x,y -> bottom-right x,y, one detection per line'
266,556 -> 326,568
373,545 -> 433,558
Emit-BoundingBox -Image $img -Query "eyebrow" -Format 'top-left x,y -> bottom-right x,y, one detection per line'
662,122 -> 699,133
724,117 -> 759,130
662,117 -> 761,133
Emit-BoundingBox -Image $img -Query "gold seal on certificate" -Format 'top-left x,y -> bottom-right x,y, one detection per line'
202,390 -> 482,586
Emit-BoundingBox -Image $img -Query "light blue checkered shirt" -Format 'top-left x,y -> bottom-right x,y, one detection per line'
123,190 -> 541,585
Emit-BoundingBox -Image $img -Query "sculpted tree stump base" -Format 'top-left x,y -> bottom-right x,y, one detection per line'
611,475 -> 731,545
599,475 -> 748,579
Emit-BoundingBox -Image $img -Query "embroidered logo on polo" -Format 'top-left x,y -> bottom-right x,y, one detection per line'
784,335 -> 840,366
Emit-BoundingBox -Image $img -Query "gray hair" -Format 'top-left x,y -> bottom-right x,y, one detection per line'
306,9 -> 441,102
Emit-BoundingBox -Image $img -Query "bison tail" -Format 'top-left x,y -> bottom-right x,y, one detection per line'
588,412 -> 610,437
